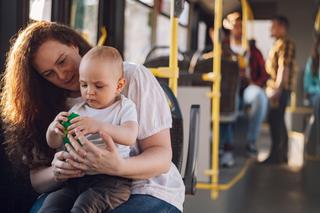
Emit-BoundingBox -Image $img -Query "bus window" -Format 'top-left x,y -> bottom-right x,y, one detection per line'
156,1 -> 189,52
124,0 -> 152,63
29,0 -> 52,21
124,0 -> 189,63
70,0 -> 99,45
247,20 -> 273,59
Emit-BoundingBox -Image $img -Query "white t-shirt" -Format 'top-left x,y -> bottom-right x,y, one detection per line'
67,62 -> 185,211
69,94 -> 137,158
123,62 -> 185,211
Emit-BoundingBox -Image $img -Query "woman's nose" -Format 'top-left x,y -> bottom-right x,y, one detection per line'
56,69 -> 68,81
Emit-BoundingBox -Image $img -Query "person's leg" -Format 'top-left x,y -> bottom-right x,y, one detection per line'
71,188 -> 108,213
264,90 -> 290,164
109,194 -> 181,213
71,175 -> 131,213
220,123 -> 233,149
29,193 -> 48,213
38,187 -> 78,213
311,94 -> 320,154
277,90 -> 290,162
220,123 -> 235,167
243,85 -> 268,144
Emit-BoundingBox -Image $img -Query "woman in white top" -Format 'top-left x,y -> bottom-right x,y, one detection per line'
1,21 -> 185,212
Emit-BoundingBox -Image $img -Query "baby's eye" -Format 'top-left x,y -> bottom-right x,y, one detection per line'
80,84 -> 87,88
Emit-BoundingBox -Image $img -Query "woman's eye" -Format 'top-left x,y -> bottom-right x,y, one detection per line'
44,71 -> 54,77
58,57 -> 66,65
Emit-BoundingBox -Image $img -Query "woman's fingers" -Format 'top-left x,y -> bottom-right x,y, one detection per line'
65,143 -> 86,164
53,168 -> 84,182
68,134 -> 87,157
52,151 -> 84,182
66,158 -> 89,171
52,157 -> 74,170
100,131 -> 117,152
54,150 -> 72,161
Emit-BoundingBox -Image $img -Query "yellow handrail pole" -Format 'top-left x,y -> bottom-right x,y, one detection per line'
241,0 -> 254,48
241,0 -> 248,50
97,26 -> 107,46
210,0 -> 223,200
169,0 -> 179,96
315,8 -> 320,33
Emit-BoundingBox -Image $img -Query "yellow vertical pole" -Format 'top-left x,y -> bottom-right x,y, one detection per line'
241,0 -> 248,50
211,0 -> 223,199
169,0 -> 179,96
315,8 -> 320,33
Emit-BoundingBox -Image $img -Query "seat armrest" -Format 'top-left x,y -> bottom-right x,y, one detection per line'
184,105 -> 200,195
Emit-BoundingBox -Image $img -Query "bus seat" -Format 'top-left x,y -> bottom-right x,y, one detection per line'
160,82 -> 184,172
184,105 -> 200,195
193,57 -> 240,122
159,83 -> 200,195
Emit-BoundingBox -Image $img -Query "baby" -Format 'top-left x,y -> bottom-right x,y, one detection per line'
40,46 -> 138,213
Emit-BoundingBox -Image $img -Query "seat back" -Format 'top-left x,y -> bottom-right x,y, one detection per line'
159,83 -> 184,172
184,105 -> 200,195
193,58 -> 240,122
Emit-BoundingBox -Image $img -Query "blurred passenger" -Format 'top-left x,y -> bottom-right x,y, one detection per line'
265,15 -> 297,164
304,34 -> 320,152
209,26 -> 237,167
227,13 -> 269,157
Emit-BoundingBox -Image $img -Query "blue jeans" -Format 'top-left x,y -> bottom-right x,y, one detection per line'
30,193 -> 181,213
308,93 -> 320,154
242,85 -> 268,144
110,194 -> 181,213
220,123 -> 233,148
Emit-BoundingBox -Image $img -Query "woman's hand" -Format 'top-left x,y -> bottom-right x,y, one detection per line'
68,116 -> 101,135
65,130 -> 124,176
51,150 -> 84,182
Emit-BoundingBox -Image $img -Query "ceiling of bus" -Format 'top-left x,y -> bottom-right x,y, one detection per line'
196,0 -> 241,15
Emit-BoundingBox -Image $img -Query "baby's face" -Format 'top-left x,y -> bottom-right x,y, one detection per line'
79,58 -> 121,109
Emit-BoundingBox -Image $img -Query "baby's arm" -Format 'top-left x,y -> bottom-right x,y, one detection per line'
98,99 -> 138,145
100,121 -> 138,146
68,98 -> 138,146
46,111 -> 70,149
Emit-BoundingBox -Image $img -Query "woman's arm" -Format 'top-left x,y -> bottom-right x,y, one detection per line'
30,166 -> 59,193
66,128 -> 172,180
30,151 -> 84,193
119,128 -> 172,179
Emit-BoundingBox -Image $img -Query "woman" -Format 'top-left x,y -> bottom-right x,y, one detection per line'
1,21 -> 184,212
304,35 -> 320,106
304,35 -> 320,155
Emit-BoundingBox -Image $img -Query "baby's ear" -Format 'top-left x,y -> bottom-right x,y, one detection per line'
117,77 -> 126,93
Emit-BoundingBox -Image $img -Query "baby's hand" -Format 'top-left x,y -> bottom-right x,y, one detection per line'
49,111 -> 70,136
68,116 -> 101,135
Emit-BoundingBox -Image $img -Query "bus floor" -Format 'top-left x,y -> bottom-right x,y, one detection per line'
184,118 -> 320,213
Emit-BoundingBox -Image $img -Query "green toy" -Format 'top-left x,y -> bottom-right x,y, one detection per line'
60,112 -> 80,145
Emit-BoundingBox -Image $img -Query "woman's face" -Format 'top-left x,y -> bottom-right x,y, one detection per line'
33,39 -> 82,92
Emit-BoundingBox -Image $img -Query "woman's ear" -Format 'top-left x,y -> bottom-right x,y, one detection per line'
116,78 -> 126,93
71,44 -> 80,53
